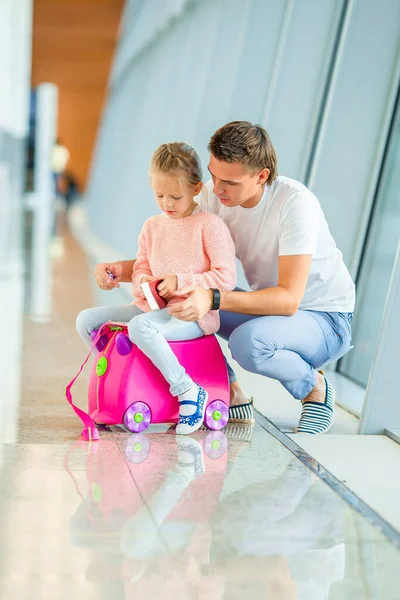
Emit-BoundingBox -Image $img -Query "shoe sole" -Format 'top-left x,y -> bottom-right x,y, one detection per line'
227,417 -> 255,425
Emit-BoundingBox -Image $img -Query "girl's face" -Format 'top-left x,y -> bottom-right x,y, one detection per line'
151,171 -> 202,219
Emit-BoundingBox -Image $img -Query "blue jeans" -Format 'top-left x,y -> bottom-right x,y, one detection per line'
219,309 -> 353,400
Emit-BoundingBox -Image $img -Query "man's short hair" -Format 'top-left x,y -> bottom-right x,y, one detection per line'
208,121 -> 278,184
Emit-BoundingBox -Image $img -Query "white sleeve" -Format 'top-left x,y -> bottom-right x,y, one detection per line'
194,179 -> 214,213
279,193 -> 320,256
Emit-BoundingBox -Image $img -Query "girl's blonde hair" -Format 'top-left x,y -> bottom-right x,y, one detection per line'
151,142 -> 202,187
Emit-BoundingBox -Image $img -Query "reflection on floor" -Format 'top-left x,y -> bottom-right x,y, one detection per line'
0,231 -> 400,599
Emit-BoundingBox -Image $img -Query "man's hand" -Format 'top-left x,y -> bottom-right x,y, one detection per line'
93,263 -> 122,290
168,286 -> 213,321
157,275 -> 178,299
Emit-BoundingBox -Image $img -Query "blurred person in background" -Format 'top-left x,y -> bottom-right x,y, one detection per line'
50,138 -> 70,256
51,137 -> 70,197
63,170 -> 80,210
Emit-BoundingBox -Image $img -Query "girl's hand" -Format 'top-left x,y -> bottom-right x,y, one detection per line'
157,275 -> 178,299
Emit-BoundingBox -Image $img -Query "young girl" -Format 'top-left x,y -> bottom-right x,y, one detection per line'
76,143 -> 236,434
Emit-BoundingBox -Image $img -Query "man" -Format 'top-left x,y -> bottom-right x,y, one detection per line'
92,122 -> 355,433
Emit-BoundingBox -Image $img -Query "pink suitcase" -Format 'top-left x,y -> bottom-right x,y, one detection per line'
66,322 -> 230,440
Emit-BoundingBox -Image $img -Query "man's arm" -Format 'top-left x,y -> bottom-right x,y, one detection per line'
168,255 -> 312,320
117,260 -> 137,282
220,255 -> 312,315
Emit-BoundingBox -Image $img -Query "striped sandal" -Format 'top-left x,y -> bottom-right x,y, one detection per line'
228,397 -> 255,425
296,378 -> 335,434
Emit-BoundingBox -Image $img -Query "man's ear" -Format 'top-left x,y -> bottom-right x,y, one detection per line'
257,168 -> 270,185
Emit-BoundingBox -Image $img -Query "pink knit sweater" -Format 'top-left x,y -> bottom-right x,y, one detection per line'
132,208 -> 237,335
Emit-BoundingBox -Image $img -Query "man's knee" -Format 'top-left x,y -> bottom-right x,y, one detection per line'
228,325 -> 275,374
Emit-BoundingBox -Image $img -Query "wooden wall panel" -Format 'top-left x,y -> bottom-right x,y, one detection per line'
31,0 -> 124,189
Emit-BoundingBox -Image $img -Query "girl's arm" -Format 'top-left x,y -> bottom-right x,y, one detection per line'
131,226 -> 153,299
176,216 -> 237,291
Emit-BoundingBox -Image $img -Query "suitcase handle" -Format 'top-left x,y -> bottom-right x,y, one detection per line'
65,324 -> 110,441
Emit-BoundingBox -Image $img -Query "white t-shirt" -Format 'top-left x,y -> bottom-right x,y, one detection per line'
196,176 -> 355,312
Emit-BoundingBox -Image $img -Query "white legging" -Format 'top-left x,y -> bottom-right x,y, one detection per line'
76,304 -> 203,396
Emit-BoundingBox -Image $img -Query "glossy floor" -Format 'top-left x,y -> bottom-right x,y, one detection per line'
1,232 -> 400,599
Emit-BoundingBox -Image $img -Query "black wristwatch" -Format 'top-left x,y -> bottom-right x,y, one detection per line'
211,289 -> 221,311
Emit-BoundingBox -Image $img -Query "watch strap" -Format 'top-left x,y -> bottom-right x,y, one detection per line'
211,288 -> 221,311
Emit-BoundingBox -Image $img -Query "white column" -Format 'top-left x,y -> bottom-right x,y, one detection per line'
359,239 -> 400,435
0,0 -> 33,137
30,84 -> 58,321
0,0 -> 33,441
0,162 -> 13,273
0,0 -> 33,272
